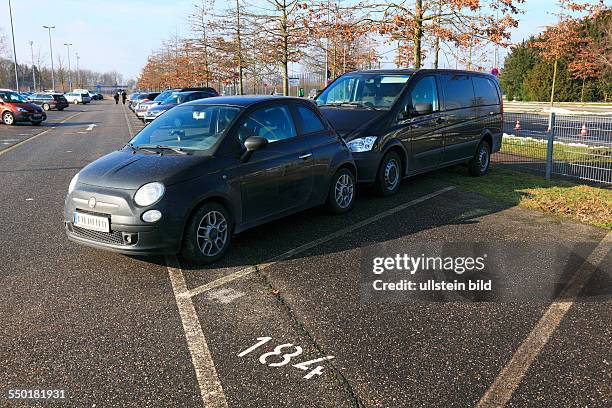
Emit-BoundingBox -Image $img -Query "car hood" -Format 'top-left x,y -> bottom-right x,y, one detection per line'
78,149 -> 211,189
13,102 -> 42,112
149,103 -> 176,111
318,107 -> 386,139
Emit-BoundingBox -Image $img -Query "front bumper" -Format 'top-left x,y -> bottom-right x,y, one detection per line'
15,111 -> 47,123
64,185 -> 183,255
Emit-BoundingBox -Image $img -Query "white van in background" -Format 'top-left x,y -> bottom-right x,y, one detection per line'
65,91 -> 92,104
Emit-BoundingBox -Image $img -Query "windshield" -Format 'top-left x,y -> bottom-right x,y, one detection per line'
129,104 -> 241,152
316,74 -> 410,109
162,92 -> 180,105
0,91 -> 27,103
154,90 -> 174,101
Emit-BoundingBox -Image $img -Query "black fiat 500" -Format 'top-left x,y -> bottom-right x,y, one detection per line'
65,96 -> 356,263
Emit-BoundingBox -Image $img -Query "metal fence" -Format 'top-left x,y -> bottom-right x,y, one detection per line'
497,112 -> 612,185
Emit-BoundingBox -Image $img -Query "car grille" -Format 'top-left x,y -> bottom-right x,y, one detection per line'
71,225 -> 126,245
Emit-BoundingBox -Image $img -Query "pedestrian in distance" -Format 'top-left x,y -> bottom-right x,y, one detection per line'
113,92 -> 119,104
121,90 -> 127,105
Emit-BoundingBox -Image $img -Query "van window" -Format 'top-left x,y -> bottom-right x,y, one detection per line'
440,74 -> 474,110
408,76 -> 439,114
296,105 -> 325,134
472,76 -> 500,106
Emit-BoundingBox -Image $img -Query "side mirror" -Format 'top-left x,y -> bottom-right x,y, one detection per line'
241,136 -> 268,162
414,102 -> 433,116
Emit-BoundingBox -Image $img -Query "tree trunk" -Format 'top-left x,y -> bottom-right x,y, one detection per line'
413,0 -> 424,69
433,1 -> 441,69
236,0 -> 244,95
580,77 -> 586,103
281,1 -> 289,96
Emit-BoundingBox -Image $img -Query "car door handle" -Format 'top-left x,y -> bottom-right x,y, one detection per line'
298,153 -> 313,160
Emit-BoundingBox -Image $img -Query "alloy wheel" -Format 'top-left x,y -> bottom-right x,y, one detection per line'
3,112 -> 14,125
335,173 -> 354,209
196,210 -> 228,257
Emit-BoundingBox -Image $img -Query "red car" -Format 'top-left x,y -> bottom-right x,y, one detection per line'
0,89 -> 47,126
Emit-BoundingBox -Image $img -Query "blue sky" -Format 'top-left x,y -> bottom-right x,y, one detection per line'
3,0 -> 566,80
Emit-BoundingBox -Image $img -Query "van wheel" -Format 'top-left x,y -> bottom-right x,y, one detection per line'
181,202 -> 232,264
73,99 -> 79,104
2,111 -> 15,125
468,140 -> 491,176
326,168 -> 355,214
374,151 -> 402,196
42,103 -> 50,111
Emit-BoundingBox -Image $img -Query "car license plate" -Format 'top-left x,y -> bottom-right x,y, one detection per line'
73,212 -> 110,232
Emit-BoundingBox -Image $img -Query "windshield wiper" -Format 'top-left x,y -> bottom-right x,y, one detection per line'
136,144 -> 192,155
341,102 -> 377,110
320,102 -> 377,110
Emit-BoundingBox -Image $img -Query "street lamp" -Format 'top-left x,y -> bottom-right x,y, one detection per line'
64,42 -> 73,90
75,52 -> 80,89
42,25 -> 55,91
8,0 -> 19,90
30,41 -> 36,91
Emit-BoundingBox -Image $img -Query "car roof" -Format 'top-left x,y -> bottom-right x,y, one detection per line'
344,68 -> 497,80
183,95 -> 306,107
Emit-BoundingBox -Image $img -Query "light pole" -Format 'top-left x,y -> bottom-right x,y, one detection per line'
8,0 -> 19,90
30,41 -> 36,91
64,43 -> 73,90
75,52 -> 80,89
43,25 -> 55,90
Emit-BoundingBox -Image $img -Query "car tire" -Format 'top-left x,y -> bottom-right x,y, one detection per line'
2,111 -> 15,125
31,121 -> 42,126
468,140 -> 491,176
42,103 -> 50,111
374,150 -> 402,196
326,167 -> 356,214
181,202 -> 232,264
73,100 -> 78,105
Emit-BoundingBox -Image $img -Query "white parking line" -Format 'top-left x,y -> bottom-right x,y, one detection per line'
187,186 -> 456,299
166,255 -> 228,408
0,111 -> 82,157
476,232 -> 611,408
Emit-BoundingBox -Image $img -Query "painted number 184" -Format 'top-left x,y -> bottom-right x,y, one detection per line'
237,337 -> 334,380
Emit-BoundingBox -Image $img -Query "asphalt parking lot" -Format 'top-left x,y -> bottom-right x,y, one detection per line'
0,100 -> 610,407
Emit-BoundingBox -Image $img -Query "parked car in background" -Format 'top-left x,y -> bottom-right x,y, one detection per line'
127,92 -> 141,107
0,89 -> 46,125
28,92 -> 69,111
65,92 -> 92,105
315,69 -> 502,195
90,92 -> 103,100
135,87 -> 219,120
65,96 -> 356,264
130,92 -> 159,112
143,90 -> 217,123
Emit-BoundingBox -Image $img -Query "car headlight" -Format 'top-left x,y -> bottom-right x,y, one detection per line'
134,182 -> 165,206
68,173 -> 79,194
347,136 -> 378,152
17,107 -> 28,113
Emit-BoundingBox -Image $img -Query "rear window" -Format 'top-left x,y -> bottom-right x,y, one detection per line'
440,74 -> 474,110
472,76 -> 500,106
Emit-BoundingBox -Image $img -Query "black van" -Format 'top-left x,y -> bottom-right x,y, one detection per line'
315,69 -> 503,195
